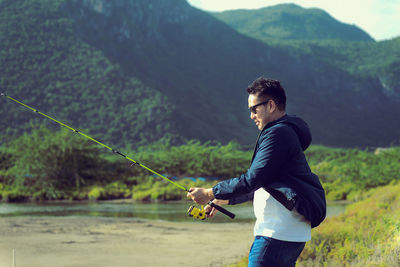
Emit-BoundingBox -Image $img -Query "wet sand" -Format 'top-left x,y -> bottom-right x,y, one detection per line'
0,217 -> 253,267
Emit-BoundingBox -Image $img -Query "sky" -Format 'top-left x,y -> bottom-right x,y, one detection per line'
187,0 -> 400,41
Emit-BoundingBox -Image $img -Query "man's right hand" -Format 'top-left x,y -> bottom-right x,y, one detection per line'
205,199 -> 229,218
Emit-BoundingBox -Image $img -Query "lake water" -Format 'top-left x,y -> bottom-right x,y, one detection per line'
0,201 -> 347,223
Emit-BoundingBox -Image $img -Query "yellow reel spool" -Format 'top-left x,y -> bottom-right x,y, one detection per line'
187,205 -> 206,220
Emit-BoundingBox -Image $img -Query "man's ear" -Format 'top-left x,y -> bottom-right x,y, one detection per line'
269,99 -> 277,113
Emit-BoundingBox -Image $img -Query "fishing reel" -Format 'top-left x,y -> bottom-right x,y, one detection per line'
187,205 -> 207,220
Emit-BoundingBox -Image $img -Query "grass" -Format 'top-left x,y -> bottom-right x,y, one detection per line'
227,182 -> 400,266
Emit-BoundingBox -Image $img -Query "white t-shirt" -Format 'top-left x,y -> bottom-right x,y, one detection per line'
253,188 -> 311,242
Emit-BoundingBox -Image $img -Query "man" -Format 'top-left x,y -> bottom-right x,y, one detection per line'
187,77 -> 326,267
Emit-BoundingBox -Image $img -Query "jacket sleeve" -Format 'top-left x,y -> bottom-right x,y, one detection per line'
212,126 -> 293,200
228,191 -> 254,205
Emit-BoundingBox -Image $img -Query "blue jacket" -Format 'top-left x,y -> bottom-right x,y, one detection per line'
212,114 -> 326,228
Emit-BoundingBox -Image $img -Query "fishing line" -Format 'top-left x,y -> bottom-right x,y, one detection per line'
1,93 -> 235,219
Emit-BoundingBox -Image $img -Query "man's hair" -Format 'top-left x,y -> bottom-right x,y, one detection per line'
247,77 -> 286,111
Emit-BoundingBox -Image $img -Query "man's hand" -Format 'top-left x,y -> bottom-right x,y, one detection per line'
204,199 -> 229,218
187,187 -> 214,205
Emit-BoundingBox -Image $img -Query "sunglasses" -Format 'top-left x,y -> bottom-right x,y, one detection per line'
249,99 -> 270,114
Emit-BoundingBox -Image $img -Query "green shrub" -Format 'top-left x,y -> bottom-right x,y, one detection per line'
298,182 -> 400,266
104,181 -> 131,199
88,182 -> 132,201
130,140 -> 251,179
131,176 -> 217,202
310,147 -> 400,200
88,186 -> 105,201
4,125 -> 112,196
0,186 -> 30,202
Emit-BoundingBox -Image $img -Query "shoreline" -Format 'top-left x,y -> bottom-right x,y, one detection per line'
2,197 -> 353,205
0,216 -> 254,267
1,197 -> 191,204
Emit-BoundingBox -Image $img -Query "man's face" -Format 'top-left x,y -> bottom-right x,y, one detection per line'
248,93 -> 272,130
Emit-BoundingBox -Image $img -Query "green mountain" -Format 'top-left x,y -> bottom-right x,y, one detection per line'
292,38 -> 400,98
212,4 -> 374,42
1,0 -> 399,148
211,4 -> 400,100
0,0 -> 178,147
211,4 -> 400,146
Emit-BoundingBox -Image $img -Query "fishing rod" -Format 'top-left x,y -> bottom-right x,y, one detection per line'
1,93 -> 235,219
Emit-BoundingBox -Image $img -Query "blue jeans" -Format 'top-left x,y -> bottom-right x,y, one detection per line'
248,236 -> 306,267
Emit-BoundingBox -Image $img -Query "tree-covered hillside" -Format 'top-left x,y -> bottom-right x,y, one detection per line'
212,4 -> 374,42
0,0 -> 177,147
212,4 -> 400,102
1,0 -> 399,148
291,38 -> 400,99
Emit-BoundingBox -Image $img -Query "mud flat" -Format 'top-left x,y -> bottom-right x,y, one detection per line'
0,216 -> 253,267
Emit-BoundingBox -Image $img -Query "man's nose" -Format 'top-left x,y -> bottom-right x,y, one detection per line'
250,112 -> 256,120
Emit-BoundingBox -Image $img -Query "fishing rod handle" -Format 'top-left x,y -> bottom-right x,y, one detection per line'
209,201 -> 235,219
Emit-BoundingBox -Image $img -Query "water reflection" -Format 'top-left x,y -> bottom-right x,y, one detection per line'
0,201 -> 346,223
